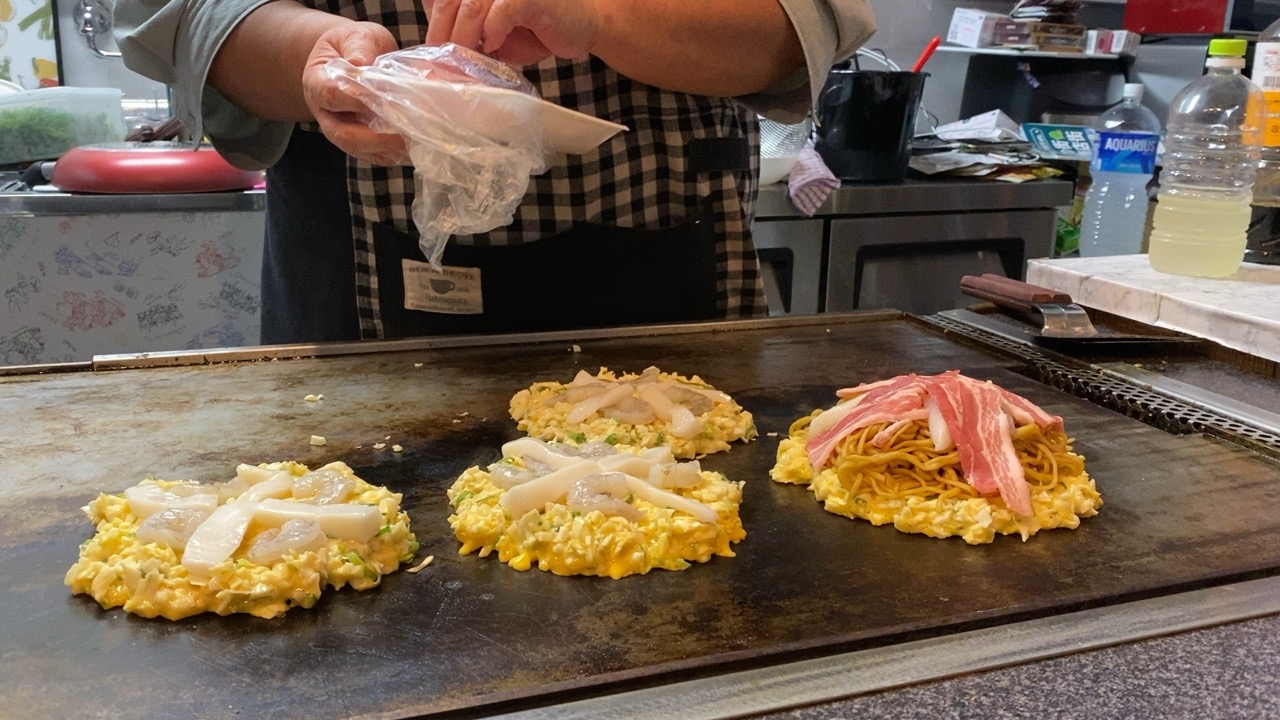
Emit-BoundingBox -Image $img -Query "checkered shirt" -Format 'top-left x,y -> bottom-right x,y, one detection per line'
306,0 -> 766,338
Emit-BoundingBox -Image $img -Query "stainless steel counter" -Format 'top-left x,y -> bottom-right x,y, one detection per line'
754,176 -> 1074,219
0,188 -> 265,216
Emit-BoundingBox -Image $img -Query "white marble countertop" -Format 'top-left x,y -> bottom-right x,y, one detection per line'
1026,255 -> 1280,364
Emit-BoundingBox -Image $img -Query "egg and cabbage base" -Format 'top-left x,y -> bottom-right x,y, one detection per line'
447,465 -> 745,578
509,368 -> 756,459
771,414 -> 1102,545
65,462 -> 418,620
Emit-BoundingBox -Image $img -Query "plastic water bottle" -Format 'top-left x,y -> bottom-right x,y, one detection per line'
1078,83 -> 1162,256
1149,38 -> 1263,278
1247,18 -> 1280,264
1250,18 -> 1280,207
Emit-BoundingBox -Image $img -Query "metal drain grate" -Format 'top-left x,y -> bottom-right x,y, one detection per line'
922,314 -> 1280,459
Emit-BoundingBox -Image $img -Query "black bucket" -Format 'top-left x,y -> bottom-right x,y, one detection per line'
814,70 -> 927,183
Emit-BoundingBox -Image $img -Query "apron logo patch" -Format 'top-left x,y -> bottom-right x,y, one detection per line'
402,260 -> 483,315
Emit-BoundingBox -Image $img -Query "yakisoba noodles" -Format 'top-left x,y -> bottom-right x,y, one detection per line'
771,371 -> 1101,544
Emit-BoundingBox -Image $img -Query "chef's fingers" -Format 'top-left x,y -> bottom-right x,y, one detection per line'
481,0 -> 597,59
489,28 -> 551,66
302,23 -> 407,165
302,23 -> 398,116
425,0 -> 492,51
330,21 -> 399,66
315,111 -> 408,165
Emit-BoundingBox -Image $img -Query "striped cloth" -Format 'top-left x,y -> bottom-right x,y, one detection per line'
787,140 -> 840,216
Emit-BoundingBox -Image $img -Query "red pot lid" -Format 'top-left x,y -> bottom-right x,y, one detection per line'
50,142 -> 264,194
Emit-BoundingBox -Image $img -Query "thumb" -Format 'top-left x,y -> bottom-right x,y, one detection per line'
334,23 -> 399,66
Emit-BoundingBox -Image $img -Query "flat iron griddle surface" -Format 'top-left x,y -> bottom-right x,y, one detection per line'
3,318 -> 1278,718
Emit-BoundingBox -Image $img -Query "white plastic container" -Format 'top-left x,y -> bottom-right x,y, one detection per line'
1149,39 -> 1262,278
0,87 -> 126,165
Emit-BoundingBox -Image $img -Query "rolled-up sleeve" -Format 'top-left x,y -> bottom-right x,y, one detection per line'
114,0 -> 296,169
737,0 -> 876,123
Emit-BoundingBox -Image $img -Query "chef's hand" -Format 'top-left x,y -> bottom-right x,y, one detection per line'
424,0 -> 603,65
302,23 -> 408,165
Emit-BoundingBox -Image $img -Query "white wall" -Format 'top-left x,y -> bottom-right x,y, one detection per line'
56,0 -> 168,107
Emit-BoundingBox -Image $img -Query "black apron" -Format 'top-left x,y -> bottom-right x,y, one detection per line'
263,128 -> 746,342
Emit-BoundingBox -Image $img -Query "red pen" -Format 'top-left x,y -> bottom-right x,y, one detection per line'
912,35 -> 941,73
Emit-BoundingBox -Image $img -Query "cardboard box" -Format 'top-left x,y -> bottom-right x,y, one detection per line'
1109,30 -> 1142,56
946,8 -> 1007,48
1084,29 -> 1143,56
994,20 -> 1035,46
1085,29 -> 1105,55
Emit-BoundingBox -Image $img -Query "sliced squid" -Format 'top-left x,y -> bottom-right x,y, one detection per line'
569,369 -> 605,386
210,477 -> 250,503
655,380 -> 731,405
556,383 -> 609,405
182,502 -> 259,575
123,484 -> 219,520
501,437 -> 583,470
598,446 -> 675,476
235,463 -> 277,485
623,475 -> 718,523
566,382 -> 634,424
254,499 -> 381,543
637,383 -> 676,421
236,470 -> 295,503
648,460 -> 703,489
499,460 -> 606,519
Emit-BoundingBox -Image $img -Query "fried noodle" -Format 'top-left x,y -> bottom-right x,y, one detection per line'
789,412 -> 1084,508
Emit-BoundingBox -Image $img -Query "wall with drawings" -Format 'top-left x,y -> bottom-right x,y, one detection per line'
0,210 -> 265,365
0,0 -> 59,89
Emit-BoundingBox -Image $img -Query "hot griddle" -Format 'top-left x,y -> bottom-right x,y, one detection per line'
2,315 -> 1278,719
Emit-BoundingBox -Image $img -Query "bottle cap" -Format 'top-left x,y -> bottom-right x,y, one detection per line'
1208,38 -> 1248,57
1122,83 -> 1145,100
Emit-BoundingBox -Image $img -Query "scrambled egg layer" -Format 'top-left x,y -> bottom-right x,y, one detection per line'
65,461 -> 419,620
509,367 -> 756,458
771,426 -> 1102,545
447,466 -> 745,578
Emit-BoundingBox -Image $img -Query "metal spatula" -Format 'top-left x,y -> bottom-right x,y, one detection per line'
959,274 -> 1203,345
960,274 -> 1098,338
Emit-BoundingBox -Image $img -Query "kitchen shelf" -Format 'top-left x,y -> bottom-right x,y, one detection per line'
937,45 -> 1121,60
